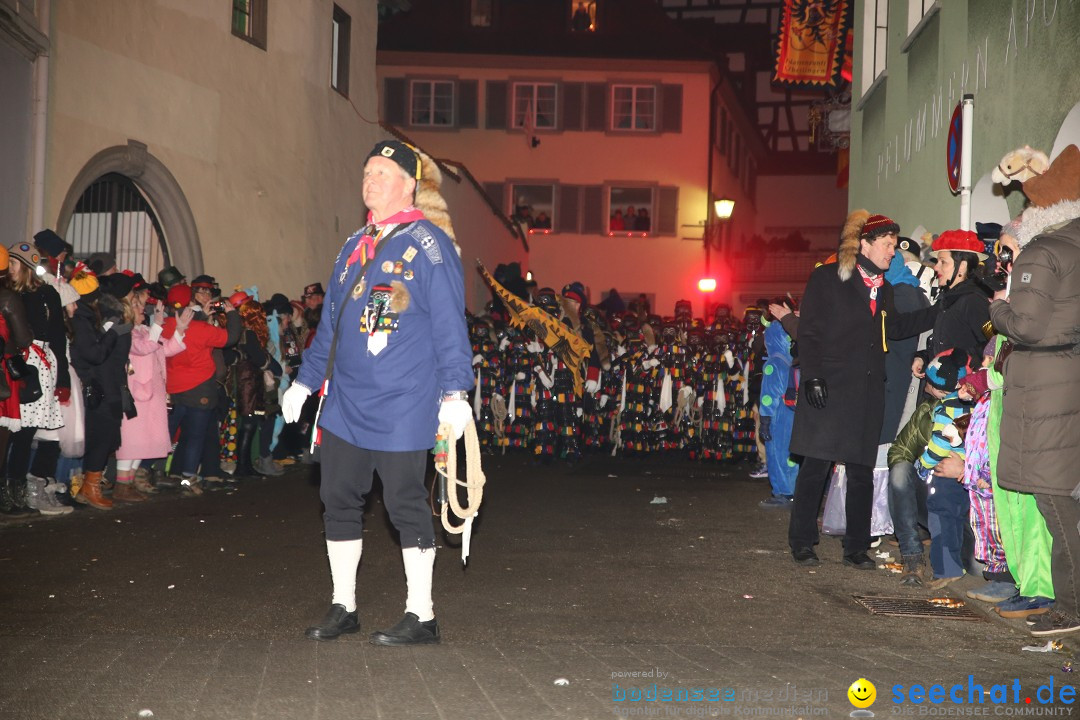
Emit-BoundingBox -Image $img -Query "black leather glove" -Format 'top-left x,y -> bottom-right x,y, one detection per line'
4,354 -> 29,381
804,378 -> 828,409
758,416 -> 772,443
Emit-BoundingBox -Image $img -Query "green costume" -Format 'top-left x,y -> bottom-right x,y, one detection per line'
988,335 -> 1054,598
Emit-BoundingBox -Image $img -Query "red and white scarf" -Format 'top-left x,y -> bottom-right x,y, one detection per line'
857,264 -> 884,315
345,206 -> 425,268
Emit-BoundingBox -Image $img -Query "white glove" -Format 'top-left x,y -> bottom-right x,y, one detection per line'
585,379 -> 599,394
723,350 -> 735,366
599,395 -> 609,408
282,383 -> 312,423
526,341 -> 543,354
472,353 -> 484,366
438,399 -> 472,440
515,372 -> 526,381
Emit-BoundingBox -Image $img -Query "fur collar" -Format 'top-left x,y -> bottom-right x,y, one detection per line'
1016,198 -> 1080,250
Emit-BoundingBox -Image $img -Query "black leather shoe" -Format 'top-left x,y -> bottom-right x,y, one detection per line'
791,547 -> 820,566
843,552 -> 876,570
370,612 -> 440,646
304,604 -> 359,641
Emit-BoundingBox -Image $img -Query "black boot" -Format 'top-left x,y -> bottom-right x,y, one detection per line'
0,476 -> 31,518
235,416 -> 261,478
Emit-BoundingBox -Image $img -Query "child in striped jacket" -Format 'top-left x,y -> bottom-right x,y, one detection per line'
915,349 -> 974,588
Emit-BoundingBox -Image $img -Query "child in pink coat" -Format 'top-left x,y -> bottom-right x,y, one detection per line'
114,298 -> 190,499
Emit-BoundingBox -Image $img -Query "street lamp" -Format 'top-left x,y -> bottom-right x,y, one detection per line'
714,198 -> 735,221
704,197 -> 735,272
702,198 -> 734,319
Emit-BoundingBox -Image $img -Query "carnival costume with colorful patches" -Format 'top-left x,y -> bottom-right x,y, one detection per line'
294,141 -> 473,645
468,315 -> 504,451
758,320 -> 797,497
958,374 -> 1009,578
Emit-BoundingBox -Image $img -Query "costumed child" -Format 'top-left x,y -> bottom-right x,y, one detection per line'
915,348 -> 973,589
757,316 -> 797,508
954,361 -> 1015,604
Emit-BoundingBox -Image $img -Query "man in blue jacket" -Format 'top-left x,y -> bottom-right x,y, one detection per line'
283,140 -> 473,646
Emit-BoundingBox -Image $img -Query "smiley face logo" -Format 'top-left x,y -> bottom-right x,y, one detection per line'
847,678 -> 876,709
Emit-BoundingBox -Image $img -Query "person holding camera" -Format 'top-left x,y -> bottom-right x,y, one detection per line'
988,145 -> 1080,636
160,283 -> 241,495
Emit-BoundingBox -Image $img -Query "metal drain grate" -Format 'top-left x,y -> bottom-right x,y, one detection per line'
852,595 -> 984,621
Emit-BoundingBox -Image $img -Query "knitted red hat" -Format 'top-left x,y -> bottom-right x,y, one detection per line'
931,229 -> 988,260
860,214 -> 900,238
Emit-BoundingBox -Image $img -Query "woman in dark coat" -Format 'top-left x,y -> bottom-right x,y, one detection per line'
5,243 -> 69,513
788,212 -> 939,568
921,229 -> 992,362
69,272 -> 134,509
0,247 -> 34,516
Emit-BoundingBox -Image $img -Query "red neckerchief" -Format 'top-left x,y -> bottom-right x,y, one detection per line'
345,207 -> 425,268
857,264 -> 884,315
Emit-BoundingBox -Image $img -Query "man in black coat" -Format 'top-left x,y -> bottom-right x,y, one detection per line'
788,212 -> 939,568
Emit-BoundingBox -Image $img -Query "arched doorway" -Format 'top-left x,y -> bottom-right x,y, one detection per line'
66,173 -> 170,278
57,140 -> 203,278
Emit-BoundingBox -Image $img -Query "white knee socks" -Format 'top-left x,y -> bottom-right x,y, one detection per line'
327,539 -> 362,612
402,547 -> 435,621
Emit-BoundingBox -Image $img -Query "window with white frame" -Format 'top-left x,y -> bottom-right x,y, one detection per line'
608,186 -> 653,234
861,0 -> 888,94
906,0 -> 937,34
330,5 -> 350,97
611,85 -> 656,131
511,184 -> 555,233
512,83 -> 558,130
409,80 -> 455,127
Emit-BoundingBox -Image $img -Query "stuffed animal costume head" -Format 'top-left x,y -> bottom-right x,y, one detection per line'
1013,144 -> 1080,249
991,145 -> 1049,186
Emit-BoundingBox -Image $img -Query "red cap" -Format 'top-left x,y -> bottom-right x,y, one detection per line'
931,229 -> 988,260
167,283 -> 192,310
229,290 -> 251,307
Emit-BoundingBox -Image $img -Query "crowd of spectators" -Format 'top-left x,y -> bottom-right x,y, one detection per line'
0,229 -> 326,518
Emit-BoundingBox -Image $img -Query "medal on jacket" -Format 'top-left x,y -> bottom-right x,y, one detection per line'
364,284 -> 393,356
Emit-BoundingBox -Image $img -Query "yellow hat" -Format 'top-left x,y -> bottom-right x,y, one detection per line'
70,270 -> 100,296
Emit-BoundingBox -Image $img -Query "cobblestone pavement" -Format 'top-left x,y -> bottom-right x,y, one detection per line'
1,455 -> 1075,719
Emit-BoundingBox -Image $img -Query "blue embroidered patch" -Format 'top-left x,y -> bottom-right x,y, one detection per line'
408,225 -> 442,265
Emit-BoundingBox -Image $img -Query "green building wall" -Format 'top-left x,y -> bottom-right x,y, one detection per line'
850,0 -> 1080,234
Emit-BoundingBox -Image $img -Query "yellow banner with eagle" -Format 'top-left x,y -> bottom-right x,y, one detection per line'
476,261 -> 591,394
773,0 -> 850,87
